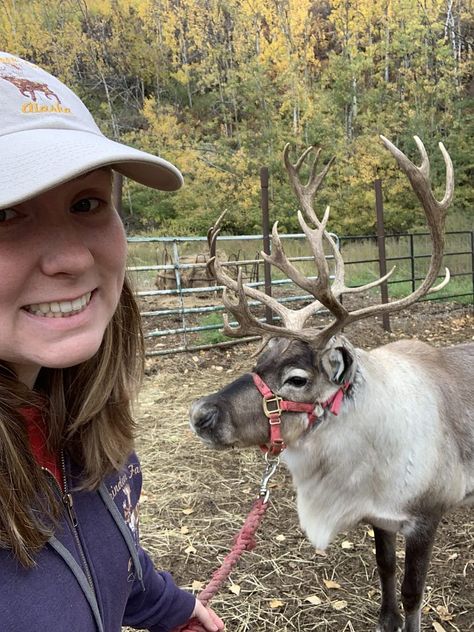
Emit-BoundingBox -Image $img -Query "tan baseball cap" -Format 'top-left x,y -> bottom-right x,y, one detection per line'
0,52 -> 183,210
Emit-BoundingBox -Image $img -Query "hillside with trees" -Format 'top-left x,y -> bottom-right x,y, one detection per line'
1,0 -> 472,235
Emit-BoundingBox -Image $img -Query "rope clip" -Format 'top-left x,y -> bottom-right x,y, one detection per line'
258,453 -> 280,503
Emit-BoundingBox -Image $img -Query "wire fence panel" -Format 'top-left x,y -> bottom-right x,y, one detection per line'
127,230 -> 473,356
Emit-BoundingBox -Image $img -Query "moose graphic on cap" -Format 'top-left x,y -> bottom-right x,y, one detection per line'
0,74 -> 61,104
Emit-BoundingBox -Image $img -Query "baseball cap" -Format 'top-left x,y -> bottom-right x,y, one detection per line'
0,52 -> 183,210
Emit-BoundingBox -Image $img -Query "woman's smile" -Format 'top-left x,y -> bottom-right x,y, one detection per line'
23,290 -> 93,318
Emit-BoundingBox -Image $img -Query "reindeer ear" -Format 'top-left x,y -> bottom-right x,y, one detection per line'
319,336 -> 357,385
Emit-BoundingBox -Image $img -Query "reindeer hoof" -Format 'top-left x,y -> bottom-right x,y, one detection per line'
375,614 -> 404,632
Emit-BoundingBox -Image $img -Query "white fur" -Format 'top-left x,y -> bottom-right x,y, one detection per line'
282,345 -> 472,550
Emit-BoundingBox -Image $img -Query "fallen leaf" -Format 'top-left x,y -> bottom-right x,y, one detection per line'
191,580 -> 204,591
305,595 -> 322,605
435,606 -> 454,621
315,549 -> 327,557
184,545 -> 196,555
331,600 -> 348,611
447,553 -> 458,561
276,534 -> 286,542
180,526 -> 190,535
432,623 -> 448,632
229,583 -> 241,596
323,579 -> 341,590
341,540 -> 354,549
182,508 -> 194,515
269,599 -> 284,609
367,528 -> 375,538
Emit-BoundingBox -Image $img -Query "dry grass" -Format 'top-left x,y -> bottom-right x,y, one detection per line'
125,303 -> 473,631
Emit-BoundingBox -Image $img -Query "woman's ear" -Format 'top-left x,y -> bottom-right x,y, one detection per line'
319,336 -> 357,384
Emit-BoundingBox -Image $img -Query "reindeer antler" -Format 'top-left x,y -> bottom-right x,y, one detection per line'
208,137 -> 453,347
207,211 -> 322,339
308,135 -> 452,345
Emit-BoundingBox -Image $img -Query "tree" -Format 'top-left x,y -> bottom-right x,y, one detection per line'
1,0 -> 471,234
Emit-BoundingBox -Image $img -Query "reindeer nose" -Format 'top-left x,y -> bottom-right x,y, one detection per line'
190,400 -> 219,432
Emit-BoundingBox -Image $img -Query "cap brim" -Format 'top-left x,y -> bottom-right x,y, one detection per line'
0,128 -> 183,209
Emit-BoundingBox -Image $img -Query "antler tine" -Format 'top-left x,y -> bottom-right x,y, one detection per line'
258,157 -> 395,331
294,208 -> 349,322
207,209 -> 228,279
376,135 -> 452,292
283,143 -> 335,225
220,268 -> 314,341
302,136 -> 454,348
260,207 -> 351,326
380,135 -> 454,213
262,221 -> 323,295
210,248 -> 293,326
260,220 -> 336,327
293,144 -> 319,172
207,212 -> 325,334
320,212 -> 397,298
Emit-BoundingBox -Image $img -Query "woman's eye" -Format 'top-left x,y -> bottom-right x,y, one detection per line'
0,208 -> 18,223
72,198 -> 101,213
286,376 -> 308,388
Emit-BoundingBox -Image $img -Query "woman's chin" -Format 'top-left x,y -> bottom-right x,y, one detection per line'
34,337 -> 106,370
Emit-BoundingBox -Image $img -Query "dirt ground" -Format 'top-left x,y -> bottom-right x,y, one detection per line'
133,301 -> 473,632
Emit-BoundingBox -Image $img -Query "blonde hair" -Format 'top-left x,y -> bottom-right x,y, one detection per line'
0,277 -> 144,566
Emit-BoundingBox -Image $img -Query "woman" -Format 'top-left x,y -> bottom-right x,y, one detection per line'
0,51 -> 224,632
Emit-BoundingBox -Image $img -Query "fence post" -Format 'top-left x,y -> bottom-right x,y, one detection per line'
171,240 -> 189,351
409,233 -> 416,293
471,231 -> 474,302
374,179 -> 391,332
261,167 -> 273,325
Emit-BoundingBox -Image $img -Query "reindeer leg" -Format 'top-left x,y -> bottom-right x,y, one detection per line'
374,527 -> 403,632
401,518 -> 440,632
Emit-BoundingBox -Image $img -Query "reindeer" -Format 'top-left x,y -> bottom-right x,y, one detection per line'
189,137 -> 474,632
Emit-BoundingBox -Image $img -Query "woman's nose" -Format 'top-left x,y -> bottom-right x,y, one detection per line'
38,220 -> 95,277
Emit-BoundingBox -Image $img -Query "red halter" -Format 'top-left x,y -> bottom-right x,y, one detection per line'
251,372 -> 350,456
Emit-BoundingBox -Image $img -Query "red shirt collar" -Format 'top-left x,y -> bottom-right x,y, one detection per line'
21,407 -> 63,489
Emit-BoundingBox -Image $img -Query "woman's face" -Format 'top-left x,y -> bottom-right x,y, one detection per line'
0,169 -> 127,387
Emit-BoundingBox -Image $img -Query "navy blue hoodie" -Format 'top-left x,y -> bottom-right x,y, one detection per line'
1,452 -> 196,631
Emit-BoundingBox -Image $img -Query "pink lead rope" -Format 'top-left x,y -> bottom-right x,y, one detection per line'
172,456 -> 279,632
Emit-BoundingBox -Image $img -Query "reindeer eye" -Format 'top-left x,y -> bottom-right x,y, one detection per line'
285,376 -> 308,388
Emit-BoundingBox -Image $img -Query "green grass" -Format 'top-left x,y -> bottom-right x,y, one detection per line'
195,312 -> 228,346
348,269 -> 473,305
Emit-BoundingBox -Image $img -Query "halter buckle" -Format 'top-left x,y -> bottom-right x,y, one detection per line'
262,395 -> 282,418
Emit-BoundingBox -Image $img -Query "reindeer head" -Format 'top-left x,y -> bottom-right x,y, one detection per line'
190,137 -> 454,453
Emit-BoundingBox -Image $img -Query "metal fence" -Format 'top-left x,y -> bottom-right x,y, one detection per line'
127,229 -> 474,356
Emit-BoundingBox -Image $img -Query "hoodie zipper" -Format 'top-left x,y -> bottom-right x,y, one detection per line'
42,454 -> 97,596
